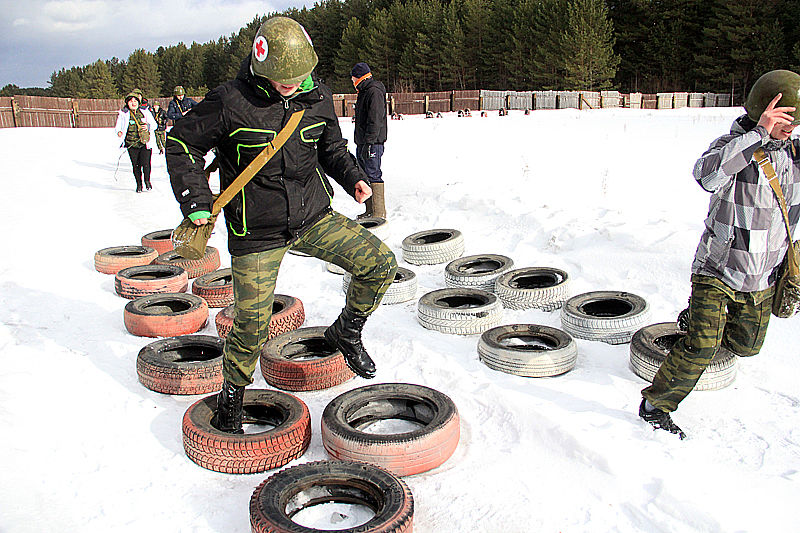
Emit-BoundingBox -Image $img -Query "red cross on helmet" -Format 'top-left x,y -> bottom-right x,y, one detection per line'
250,16 -> 318,85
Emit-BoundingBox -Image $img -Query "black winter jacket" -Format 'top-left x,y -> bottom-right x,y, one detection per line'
166,96 -> 198,120
353,77 -> 387,146
166,57 -> 365,256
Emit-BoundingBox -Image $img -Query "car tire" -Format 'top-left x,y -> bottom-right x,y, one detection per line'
478,324 -> 577,377
495,267 -> 570,311
260,326 -> 354,391
154,246 -> 220,278
182,389 -> 311,474
191,268 -> 234,308
401,229 -> 464,265
141,229 -> 174,255
417,288 -> 503,335
444,254 -> 514,293
94,245 -> 158,275
321,383 -> 460,476
629,322 -> 737,391
560,291 -> 650,345
136,335 -> 224,394
123,293 -> 208,337
114,264 -> 188,299
214,294 -> 305,340
249,461 -> 413,533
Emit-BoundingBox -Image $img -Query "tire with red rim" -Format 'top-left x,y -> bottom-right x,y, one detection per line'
182,389 -> 311,474
115,264 -> 188,299
260,326 -> 354,391
94,246 -> 158,275
154,246 -> 220,278
192,268 -> 233,307
250,461 -> 413,533
123,293 -> 209,337
141,229 -> 174,255
136,335 -> 224,394
215,294 -> 305,339
321,383 -> 460,476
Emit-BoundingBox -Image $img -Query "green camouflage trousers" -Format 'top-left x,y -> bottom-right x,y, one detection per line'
642,275 -> 773,412
223,211 -> 397,386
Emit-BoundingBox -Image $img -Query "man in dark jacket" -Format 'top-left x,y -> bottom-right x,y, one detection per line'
166,85 -> 197,121
165,16 -> 397,434
351,62 -> 388,219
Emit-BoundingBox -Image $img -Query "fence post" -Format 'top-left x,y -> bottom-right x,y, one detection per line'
478,94 -> 483,111
390,95 -> 395,115
424,94 -> 429,114
450,91 -> 455,112
71,99 -> 79,128
11,97 -> 20,127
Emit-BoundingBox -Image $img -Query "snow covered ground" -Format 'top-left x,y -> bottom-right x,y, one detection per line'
0,107 -> 798,532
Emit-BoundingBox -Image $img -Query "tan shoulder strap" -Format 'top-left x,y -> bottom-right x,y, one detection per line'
211,110 -> 304,215
754,147 -> 796,262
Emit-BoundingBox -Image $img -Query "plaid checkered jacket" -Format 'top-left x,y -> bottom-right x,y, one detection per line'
691,115 -> 800,292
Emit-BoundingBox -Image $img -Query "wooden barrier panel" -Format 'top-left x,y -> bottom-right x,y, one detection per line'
453,90 -> 479,112
14,95 -> 73,127
391,93 -> 425,115
0,97 -> 15,128
426,91 -> 450,113
74,98 -> 122,128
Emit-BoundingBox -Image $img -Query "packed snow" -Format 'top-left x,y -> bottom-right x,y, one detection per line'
0,107 -> 798,532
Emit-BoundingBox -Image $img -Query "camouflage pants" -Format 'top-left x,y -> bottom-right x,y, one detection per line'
223,211 -> 397,386
154,130 -> 166,152
642,275 -> 773,412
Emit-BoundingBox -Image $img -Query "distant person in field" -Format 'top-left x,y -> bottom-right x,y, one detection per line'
351,62 -> 388,219
115,91 -> 158,192
167,85 -> 197,121
639,70 -> 800,439
150,102 -> 168,154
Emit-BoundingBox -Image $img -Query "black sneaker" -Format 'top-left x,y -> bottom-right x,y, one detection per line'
639,399 -> 686,439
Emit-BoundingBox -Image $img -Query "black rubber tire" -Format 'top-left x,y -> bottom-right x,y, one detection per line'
629,322 -> 737,391
495,267 -> 571,311
123,293 -> 209,337
182,389 -> 311,474
560,291 -> 650,345
114,264 -> 188,299
417,288 -> 503,335
343,267 -> 418,305
94,245 -> 158,275
444,254 -> 514,293
141,229 -> 174,255
260,326 -> 354,391
136,335 -> 224,395
250,461 -> 413,533
401,229 -> 464,265
321,383 -> 460,477
154,246 -> 220,278
191,268 -> 234,308
477,324 -> 577,377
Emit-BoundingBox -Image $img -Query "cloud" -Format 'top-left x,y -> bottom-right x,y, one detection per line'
0,0 -> 313,87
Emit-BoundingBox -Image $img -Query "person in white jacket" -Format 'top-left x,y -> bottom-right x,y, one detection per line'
115,91 -> 158,192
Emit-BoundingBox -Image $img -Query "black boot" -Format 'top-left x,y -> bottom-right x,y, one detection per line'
324,307 -> 376,379
144,179 -> 152,190
639,399 -> 686,439
210,380 -> 245,434
135,177 -> 143,193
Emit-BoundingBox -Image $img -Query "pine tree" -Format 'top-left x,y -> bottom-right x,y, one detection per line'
49,67 -> 87,98
336,17 -> 367,92
560,0 -> 620,90
84,60 -> 117,98
123,49 -> 161,99
441,3 -> 468,89
364,8 -> 398,90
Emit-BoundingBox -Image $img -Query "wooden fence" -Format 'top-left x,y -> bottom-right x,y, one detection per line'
0,90 -> 734,128
0,95 -> 203,128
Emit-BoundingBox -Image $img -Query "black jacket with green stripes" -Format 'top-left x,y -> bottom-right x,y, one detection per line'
166,56 -> 364,256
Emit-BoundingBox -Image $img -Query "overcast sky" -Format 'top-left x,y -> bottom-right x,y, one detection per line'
0,0 -> 315,88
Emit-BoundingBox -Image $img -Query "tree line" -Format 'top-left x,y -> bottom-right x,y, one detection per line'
3,0 -> 799,104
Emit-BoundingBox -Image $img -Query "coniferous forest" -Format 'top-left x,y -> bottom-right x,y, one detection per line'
4,0 -> 800,105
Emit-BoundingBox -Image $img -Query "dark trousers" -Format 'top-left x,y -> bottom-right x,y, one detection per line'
356,143 -> 384,183
642,276 -> 772,412
127,146 -> 152,188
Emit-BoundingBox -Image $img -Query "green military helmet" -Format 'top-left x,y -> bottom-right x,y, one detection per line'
250,16 -> 318,85
174,85 -> 185,96
745,69 -> 800,125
